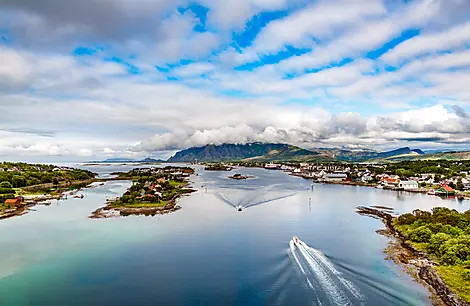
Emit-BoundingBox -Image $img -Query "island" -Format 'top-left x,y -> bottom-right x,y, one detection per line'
204,163 -> 233,171
90,166 -> 196,218
0,162 -> 96,220
228,173 -> 255,180
357,206 -> 470,306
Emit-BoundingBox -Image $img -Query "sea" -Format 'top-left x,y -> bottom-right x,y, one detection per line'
1,164 -> 468,306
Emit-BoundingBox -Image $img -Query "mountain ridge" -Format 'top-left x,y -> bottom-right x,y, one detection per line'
167,143 -> 427,163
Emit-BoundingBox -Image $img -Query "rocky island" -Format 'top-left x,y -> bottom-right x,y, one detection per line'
228,173 -> 255,180
357,206 -> 470,306
90,166 -> 196,218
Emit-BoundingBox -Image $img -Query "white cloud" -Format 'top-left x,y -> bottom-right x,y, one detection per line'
382,21 -> 470,63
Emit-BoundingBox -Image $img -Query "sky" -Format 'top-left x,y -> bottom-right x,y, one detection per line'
1,0 -> 470,162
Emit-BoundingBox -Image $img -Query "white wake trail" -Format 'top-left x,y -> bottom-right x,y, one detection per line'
289,239 -> 364,306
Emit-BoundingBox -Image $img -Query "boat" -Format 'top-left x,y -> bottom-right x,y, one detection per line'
264,162 -> 279,170
293,236 -> 300,245
375,185 -> 384,189
427,191 -> 435,195
236,205 -> 243,212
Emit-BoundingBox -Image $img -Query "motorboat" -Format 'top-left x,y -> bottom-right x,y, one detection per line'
293,236 -> 300,245
236,205 -> 243,212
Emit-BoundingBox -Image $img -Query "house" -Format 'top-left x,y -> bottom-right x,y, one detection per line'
436,185 -> 455,196
382,177 -> 400,187
157,177 -> 166,183
323,173 -> 347,182
4,198 -> 22,206
398,181 -> 419,190
361,175 -> 374,183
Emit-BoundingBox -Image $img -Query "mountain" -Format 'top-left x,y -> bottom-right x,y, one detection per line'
316,147 -> 425,162
168,144 -> 430,163
167,143 -> 328,162
380,151 -> 470,162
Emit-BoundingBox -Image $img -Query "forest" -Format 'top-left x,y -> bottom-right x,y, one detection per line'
396,207 -> 470,301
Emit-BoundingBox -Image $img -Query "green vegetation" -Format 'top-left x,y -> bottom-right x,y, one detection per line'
204,163 -> 232,171
0,162 -> 95,189
111,166 -> 194,208
395,207 -> 470,301
0,181 -> 15,204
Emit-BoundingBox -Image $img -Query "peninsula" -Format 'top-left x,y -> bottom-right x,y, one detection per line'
357,206 -> 470,306
90,166 -> 196,218
0,162 -> 96,220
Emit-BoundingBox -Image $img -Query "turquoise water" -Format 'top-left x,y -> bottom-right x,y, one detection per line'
1,165 -> 468,305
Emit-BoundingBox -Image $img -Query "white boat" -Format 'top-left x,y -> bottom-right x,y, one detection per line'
375,185 -> 384,189
236,205 -> 243,212
293,236 -> 300,246
264,162 -> 279,170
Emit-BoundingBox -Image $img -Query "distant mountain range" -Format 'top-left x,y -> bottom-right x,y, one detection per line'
92,144 -> 470,164
167,143 -> 427,163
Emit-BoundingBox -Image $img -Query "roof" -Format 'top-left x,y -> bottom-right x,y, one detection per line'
440,185 -> 455,192
400,181 -> 418,184
4,198 -> 20,204
384,178 -> 399,183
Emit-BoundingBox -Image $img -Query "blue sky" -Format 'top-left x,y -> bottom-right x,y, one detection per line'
1,0 -> 470,161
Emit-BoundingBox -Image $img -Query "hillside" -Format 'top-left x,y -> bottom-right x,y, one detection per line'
318,147 -> 424,162
167,143 -> 325,162
167,143 -> 430,163
376,151 -> 470,162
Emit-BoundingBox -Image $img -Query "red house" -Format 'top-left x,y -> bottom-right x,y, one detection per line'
4,198 -> 22,206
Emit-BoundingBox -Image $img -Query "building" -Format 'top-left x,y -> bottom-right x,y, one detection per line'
323,173 -> 347,182
436,185 -> 455,196
4,198 -> 22,206
398,181 -> 419,190
382,177 -> 400,187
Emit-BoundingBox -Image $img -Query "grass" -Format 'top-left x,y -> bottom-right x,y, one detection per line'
169,180 -> 186,187
436,265 -> 470,303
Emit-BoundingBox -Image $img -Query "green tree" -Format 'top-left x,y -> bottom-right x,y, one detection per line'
428,233 -> 451,256
409,226 -> 433,243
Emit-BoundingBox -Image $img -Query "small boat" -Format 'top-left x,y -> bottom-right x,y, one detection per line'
375,185 -> 384,189
427,191 -> 435,195
236,205 -> 243,212
293,236 -> 300,245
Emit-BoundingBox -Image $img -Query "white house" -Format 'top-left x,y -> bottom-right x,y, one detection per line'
399,181 -> 419,190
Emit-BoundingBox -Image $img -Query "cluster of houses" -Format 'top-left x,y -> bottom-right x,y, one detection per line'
256,162 -> 464,194
0,165 -> 72,173
132,167 -> 193,180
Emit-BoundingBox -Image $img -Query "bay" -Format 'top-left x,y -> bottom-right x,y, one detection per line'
1,165 -> 467,305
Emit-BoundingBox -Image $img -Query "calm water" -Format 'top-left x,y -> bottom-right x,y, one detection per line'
1,165 -> 469,306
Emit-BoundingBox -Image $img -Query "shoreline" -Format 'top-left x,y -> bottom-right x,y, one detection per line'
356,206 -> 468,306
0,180 -> 103,221
90,175 -> 197,219
89,187 -> 196,219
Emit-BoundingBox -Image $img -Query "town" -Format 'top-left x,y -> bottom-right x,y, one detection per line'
203,160 -> 470,197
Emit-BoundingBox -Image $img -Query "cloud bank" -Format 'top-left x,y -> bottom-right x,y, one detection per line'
1,0 -> 470,161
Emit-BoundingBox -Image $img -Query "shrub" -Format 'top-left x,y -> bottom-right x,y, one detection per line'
409,226 -> 433,243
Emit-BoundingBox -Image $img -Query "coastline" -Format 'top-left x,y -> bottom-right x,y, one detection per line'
89,186 -> 196,218
356,206 -> 468,306
0,180 -> 101,221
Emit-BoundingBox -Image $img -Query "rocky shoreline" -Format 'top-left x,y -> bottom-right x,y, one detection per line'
356,206 -> 468,306
89,189 -> 196,219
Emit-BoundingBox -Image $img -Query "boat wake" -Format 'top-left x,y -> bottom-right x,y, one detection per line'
289,238 -> 364,306
216,184 -> 297,211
